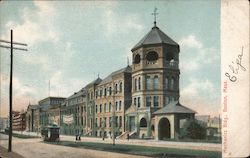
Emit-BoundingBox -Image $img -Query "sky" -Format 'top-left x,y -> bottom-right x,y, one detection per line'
0,0 -> 220,117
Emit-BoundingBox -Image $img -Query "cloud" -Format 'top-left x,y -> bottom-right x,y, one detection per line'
180,77 -> 219,116
1,1 -> 58,46
181,78 -> 215,97
179,35 -> 203,49
178,34 -> 219,72
102,9 -> 144,39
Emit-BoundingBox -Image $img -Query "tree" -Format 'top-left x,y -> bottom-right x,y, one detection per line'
180,119 -> 206,139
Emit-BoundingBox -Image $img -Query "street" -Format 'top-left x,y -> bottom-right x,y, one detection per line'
0,133 -> 221,158
0,134 -> 147,158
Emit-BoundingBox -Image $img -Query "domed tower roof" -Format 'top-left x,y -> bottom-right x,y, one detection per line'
131,25 -> 179,51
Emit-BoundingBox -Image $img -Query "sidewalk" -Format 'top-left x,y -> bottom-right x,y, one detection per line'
0,146 -> 25,158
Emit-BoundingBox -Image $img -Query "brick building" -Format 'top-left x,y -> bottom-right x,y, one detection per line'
12,111 -> 26,131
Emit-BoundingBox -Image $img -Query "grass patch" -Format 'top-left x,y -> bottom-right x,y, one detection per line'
162,137 -> 222,144
46,141 -> 221,158
0,131 -> 40,139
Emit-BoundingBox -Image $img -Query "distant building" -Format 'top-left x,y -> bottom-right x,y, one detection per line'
0,117 -> 8,131
12,111 -> 26,131
60,88 -> 87,135
195,115 -> 221,136
26,104 -> 39,132
39,97 -> 66,128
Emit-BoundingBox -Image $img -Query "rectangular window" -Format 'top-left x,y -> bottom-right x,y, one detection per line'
95,105 -> 98,113
119,116 -> 122,128
109,103 -> 112,112
138,77 -> 141,90
99,118 -> 102,127
138,97 -> 141,108
95,118 -> 98,127
104,117 -> 107,127
109,117 -> 112,127
104,103 -> 106,113
100,104 -> 102,113
116,101 -> 118,111
134,98 -> 136,106
146,96 -> 151,107
154,96 -> 159,107
115,116 -> 118,127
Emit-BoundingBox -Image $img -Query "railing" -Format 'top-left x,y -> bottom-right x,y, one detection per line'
165,61 -> 179,69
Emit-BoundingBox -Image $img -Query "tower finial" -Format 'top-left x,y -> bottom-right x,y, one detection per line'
127,56 -> 129,66
151,7 -> 158,27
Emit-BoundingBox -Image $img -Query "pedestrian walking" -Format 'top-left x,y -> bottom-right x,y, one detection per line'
78,132 -> 81,141
127,133 -> 129,141
75,132 -> 78,141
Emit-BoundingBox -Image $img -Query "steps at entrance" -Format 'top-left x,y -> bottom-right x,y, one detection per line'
117,131 -> 129,139
129,130 -> 137,139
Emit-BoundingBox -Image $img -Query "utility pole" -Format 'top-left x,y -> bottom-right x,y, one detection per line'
0,30 -> 28,152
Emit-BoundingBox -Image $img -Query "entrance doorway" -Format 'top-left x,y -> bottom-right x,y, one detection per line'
158,118 -> 170,140
129,116 -> 135,132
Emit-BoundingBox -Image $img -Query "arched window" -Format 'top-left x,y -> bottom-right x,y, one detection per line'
154,96 -> 159,107
140,118 -> 147,127
116,101 -> 118,111
115,84 -> 118,94
120,82 -> 122,92
170,77 -> 175,90
146,51 -> 158,61
104,88 -> 107,96
100,89 -> 102,97
165,77 -> 169,89
146,96 -> 151,107
104,103 -> 106,113
134,97 -> 136,106
95,91 -> 98,98
134,54 -> 140,64
146,76 -> 151,90
95,105 -> 98,113
135,78 -> 137,91
165,96 -> 170,106
137,97 -> 141,108
119,101 -> 122,111
138,77 -> 141,90
100,104 -> 102,113
153,76 -> 159,89
109,87 -> 112,95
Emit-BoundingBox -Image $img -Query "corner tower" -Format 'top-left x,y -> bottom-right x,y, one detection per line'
131,23 -> 180,110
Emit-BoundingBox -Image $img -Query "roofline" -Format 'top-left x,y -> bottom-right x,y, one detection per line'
131,43 -> 180,52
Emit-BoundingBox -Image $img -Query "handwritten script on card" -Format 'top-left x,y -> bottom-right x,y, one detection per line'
225,47 -> 246,82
